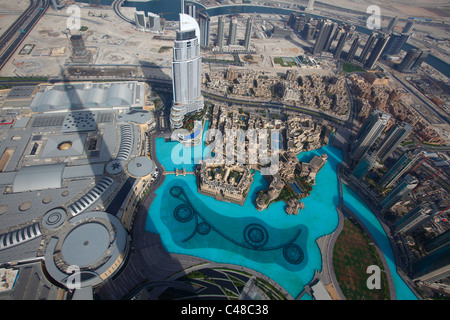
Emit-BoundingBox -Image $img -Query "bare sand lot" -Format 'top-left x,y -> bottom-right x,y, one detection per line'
319,0 -> 450,19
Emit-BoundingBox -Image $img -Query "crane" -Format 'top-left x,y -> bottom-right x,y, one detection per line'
412,168 -> 441,193
409,155 -> 427,174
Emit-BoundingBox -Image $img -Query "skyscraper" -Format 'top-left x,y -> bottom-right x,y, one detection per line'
324,22 -> 338,52
198,12 -> 210,47
402,20 -> 414,34
345,36 -> 359,61
380,174 -> 418,212
378,150 -> 421,188
302,23 -> 316,41
306,0 -> 315,12
334,33 -> 346,59
394,203 -> 438,234
244,17 -> 253,51
376,122 -> 413,162
134,11 -> 147,30
386,16 -> 398,32
170,9 -> 204,129
396,48 -> 429,73
351,109 -> 390,162
217,16 -> 225,50
352,153 -> 377,179
364,33 -> 390,69
424,229 -> 450,254
382,32 -> 409,56
313,19 -> 332,55
288,13 -> 307,32
411,245 -> 450,283
148,12 -> 161,32
228,18 -> 237,45
359,32 -> 377,63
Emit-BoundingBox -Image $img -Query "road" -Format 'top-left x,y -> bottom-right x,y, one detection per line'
202,90 -> 348,125
0,0 -> 50,71
390,73 -> 450,125
112,0 -> 134,24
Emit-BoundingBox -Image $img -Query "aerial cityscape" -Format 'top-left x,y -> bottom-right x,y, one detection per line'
0,0 -> 448,304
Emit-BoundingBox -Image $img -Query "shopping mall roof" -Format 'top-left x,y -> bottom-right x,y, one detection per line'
29,82 -> 144,113
13,163 -> 66,193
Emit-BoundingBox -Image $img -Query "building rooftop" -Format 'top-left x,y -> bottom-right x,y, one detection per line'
0,81 -> 157,297
29,82 -> 145,113
13,163 -> 66,193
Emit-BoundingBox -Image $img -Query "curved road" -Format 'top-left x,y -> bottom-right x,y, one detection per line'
112,0 -> 134,24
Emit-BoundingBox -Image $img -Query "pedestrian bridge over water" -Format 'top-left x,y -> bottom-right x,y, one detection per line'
164,168 -> 194,176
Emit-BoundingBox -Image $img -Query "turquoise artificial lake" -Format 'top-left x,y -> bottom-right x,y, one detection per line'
145,126 -> 418,299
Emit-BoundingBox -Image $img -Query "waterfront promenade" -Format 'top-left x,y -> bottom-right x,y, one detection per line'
96,132 -> 208,299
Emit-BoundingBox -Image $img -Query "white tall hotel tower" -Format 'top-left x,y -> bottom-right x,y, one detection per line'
170,1 -> 204,129
306,0 -> 315,12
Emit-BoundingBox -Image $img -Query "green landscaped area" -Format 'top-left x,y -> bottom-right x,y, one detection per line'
333,218 -> 390,300
343,62 -> 365,73
273,57 -> 297,67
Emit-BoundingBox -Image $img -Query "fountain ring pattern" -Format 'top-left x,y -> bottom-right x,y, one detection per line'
169,186 -> 304,265
244,224 -> 269,249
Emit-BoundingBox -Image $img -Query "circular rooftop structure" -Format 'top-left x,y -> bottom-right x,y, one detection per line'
127,156 -> 156,178
42,207 -> 67,230
61,222 -> 110,268
44,211 -> 128,289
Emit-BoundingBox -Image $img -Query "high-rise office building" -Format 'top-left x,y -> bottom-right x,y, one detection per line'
380,174 -> 418,212
313,19 -> 332,55
217,16 -> 225,50
364,33 -> 390,69
386,16 -> 398,32
289,13 -> 307,32
411,245 -> 450,283
170,11 -> 204,129
303,23 -> 316,41
134,11 -> 147,30
345,36 -> 359,61
396,48 -> 429,73
198,12 -> 210,47
228,18 -> 238,45
334,33 -> 346,59
148,12 -> 161,32
376,122 -> 413,162
352,153 -> 377,179
351,109 -> 390,161
402,20 -> 414,34
394,203 -> 438,234
359,32 -> 377,63
382,32 -> 409,56
306,0 -> 315,12
378,150 -> 421,188
424,230 -> 450,254
324,22 -> 338,52
244,17 -> 253,51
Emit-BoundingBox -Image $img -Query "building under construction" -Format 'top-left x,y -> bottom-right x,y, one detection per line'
69,34 -> 92,64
